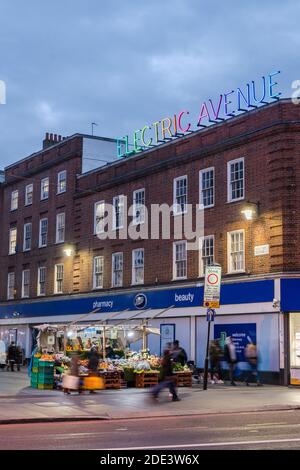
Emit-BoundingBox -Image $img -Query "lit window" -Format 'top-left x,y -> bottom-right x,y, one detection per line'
57,170 -> 67,194
41,178 -> 49,200
9,227 -> 17,255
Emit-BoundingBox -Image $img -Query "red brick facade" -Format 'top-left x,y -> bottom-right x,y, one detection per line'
1,99 -> 300,302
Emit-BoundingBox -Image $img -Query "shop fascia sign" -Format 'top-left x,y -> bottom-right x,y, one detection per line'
117,71 -> 281,158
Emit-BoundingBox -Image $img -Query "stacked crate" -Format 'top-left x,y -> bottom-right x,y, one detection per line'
37,360 -> 54,390
30,356 -> 40,388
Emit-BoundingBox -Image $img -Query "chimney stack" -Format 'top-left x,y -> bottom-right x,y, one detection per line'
43,132 -> 64,149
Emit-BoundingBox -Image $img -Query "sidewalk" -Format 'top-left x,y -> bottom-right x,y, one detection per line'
0,370 -> 300,424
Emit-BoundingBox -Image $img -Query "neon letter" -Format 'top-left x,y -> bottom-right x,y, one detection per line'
269,71 -> 281,99
133,129 -> 142,153
252,76 -> 266,104
237,85 -> 251,109
141,125 -> 152,147
161,117 -> 173,140
125,135 -> 131,156
197,103 -> 210,126
152,121 -> 160,144
117,138 -> 125,158
178,110 -> 191,132
209,95 -> 223,119
173,114 -> 178,135
224,91 -> 235,116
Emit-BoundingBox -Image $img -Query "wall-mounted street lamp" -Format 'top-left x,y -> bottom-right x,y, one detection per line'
63,245 -> 74,257
241,201 -> 260,221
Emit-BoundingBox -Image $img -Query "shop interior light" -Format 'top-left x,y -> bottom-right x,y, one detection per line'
127,331 -> 135,338
67,330 -> 75,338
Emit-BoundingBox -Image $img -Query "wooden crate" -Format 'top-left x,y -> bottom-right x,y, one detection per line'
174,371 -> 192,387
103,371 -> 121,389
135,372 -> 159,388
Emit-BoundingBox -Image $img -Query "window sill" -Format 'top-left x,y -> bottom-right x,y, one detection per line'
173,211 -> 188,217
226,197 -> 245,204
227,270 -> 246,274
56,191 -> 66,195
92,286 -> 104,290
172,276 -> 187,281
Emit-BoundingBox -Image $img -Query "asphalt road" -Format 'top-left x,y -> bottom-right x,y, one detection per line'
1,409 -> 300,450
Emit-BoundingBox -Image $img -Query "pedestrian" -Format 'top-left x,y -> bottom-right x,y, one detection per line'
87,346 -> 100,394
209,339 -> 224,384
7,341 -> 17,372
151,344 -> 180,402
172,340 -> 188,366
63,354 -> 81,395
245,342 -> 262,386
15,345 -> 23,371
224,336 -> 237,386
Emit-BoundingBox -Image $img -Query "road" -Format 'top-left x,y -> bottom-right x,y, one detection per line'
1,409 -> 300,450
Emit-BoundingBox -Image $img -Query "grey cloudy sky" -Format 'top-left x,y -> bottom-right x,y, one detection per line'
0,0 -> 298,167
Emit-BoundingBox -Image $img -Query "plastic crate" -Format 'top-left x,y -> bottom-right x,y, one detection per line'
38,377 -> 54,385
31,381 -> 38,388
38,361 -> 54,368
32,367 -> 38,374
37,383 -> 53,390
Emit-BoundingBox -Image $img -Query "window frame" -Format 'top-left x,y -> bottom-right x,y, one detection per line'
227,229 -> 245,273
55,212 -> 65,244
111,252 -> 123,288
11,190 -> 18,211
39,218 -> 48,248
21,269 -> 30,299
37,266 -> 46,296
23,222 -> 32,252
94,201 -> 105,235
9,227 -> 17,255
25,184 -> 33,206
173,175 -> 188,215
132,188 -> 145,225
199,167 -> 215,209
57,170 -> 67,194
40,177 -> 49,200
227,157 -> 245,203
173,240 -> 187,280
132,248 -> 144,285
93,256 -> 104,289
54,263 -> 64,294
113,195 -> 125,230
7,272 -> 15,300
199,235 -> 215,276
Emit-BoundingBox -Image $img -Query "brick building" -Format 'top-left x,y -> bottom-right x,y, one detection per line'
1,99 -> 300,384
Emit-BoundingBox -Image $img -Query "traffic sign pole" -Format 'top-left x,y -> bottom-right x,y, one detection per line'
203,316 -> 211,391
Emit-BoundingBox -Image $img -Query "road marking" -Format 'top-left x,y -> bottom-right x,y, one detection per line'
100,437 -> 300,450
245,422 -> 287,427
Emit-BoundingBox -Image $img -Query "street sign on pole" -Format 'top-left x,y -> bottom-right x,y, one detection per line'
203,265 -> 222,309
203,264 -> 222,391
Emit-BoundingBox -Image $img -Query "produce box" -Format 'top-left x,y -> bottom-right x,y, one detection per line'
38,376 -> 54,385
38,361 -> 54,368
32,366 -> 38,374
135,371 -> 159,388
37,383 -> 53,390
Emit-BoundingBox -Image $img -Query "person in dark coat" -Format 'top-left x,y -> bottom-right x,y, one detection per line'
172,340 -> 188,366
88,347 -> 100,373
15,345 -> 23,371
151,344 -> 180,402
224,336 -> 237,386
7,342 -> 17,372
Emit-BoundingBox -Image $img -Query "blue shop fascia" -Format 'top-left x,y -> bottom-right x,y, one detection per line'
1,276 -> 300,386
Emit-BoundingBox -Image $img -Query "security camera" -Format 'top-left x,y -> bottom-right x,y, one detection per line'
273,299 -> 280,309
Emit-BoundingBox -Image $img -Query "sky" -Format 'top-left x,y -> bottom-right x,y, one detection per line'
0,0 -> 299,168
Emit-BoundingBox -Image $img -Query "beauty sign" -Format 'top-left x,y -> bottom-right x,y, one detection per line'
117,71 -> 281,158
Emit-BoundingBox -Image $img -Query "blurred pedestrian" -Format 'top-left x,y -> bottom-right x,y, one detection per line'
224,336 -> 237,386
63,354 -> 80,394
209,339 -> 223,384
15,345 -> 23,371
151,344 -> 180,402
245,342 -> 262,386
7,341 -> 17,372
172,340 -> 187,366
88,347 -> 100,394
